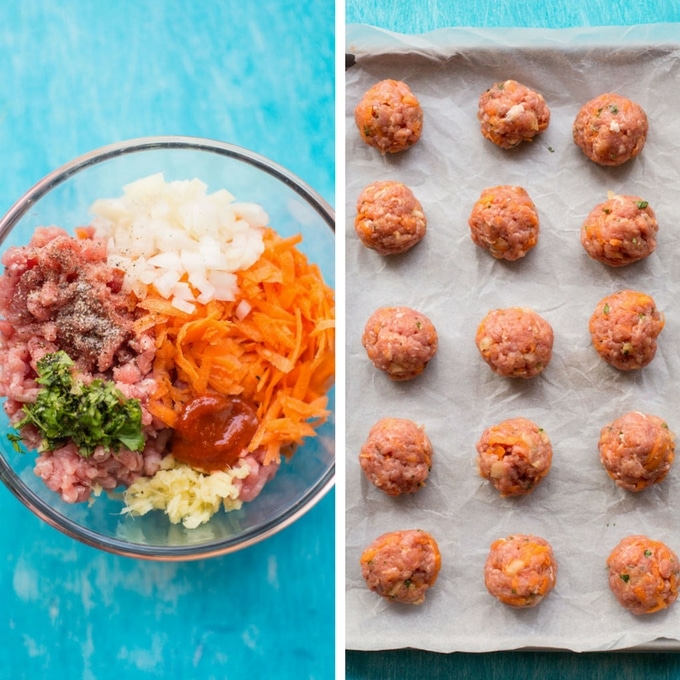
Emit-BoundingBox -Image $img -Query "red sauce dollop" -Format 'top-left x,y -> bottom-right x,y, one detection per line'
171,394 -> 259,471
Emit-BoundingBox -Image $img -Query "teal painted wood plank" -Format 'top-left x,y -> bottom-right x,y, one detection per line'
346,0 -> 680,32
0,2 -> 335,679
346,649 -> 680,680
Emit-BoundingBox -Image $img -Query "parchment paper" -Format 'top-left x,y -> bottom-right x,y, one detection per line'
345,23 -> 680,653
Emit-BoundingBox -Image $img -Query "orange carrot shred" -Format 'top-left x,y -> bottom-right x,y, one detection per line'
136,227 -> 334,466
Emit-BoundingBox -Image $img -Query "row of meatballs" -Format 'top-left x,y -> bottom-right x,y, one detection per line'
355,180 -> 658,267
354,77 -> 648,166
361,412 -> 675,500
363,291 -> 664,383
360,529 -> 680,617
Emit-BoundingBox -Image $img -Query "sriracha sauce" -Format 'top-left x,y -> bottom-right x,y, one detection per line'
172,394 -> 259,471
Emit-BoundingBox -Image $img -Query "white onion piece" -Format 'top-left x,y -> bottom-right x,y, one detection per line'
91,172 -> 267,311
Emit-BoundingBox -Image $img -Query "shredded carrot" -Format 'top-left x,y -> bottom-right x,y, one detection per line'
137,227 -> 335,466
607,535 -> 680,614
75,226 -> 95,239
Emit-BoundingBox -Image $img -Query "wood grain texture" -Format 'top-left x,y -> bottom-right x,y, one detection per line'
346,649 -> 680,680
346,0 -> 680,32
0,2 -> 334,679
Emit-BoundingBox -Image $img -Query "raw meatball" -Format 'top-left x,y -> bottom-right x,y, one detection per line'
355,180 -> 427,255
362,306 -> 438,381
484,534 -> 557,608
468,185 -> 539,261
360,417 -> 433,496
354,79 -> 423,154
360,529 -> 441,605
581,194 -> 657,267
573,93 -> 648,166
607,535 -> 680,615
475,307 -> 553,379
598,411 -> 675,492
477,80 -> 550,149
589,289 -> 664,371
476,417 -> 552,497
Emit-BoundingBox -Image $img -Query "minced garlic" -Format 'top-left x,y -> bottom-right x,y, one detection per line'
122,455 -> 251,529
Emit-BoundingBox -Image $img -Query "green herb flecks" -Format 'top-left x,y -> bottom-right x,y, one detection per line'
8,351 -> 145,457
620,573 -> 630,583
636,200 -> 649,209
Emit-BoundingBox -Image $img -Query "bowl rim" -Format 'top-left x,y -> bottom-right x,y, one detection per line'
0,135 -> 335,240
0,135 -> 335,560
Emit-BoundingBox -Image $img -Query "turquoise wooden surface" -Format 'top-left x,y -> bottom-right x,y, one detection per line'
346,0 -> 680,31
0,2 -> 334,679
345,1 -> 680,678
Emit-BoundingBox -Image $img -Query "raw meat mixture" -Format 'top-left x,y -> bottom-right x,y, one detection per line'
0,227 -> 162,503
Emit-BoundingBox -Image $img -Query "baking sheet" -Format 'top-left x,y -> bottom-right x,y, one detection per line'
345,23 -> 680,653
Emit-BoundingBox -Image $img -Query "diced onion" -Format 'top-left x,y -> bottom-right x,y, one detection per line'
91,173 -> 267,309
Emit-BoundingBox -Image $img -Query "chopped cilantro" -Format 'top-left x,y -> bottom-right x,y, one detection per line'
9,351 -> 144,457
636,200 -> 649,209
620,574 -> 630,583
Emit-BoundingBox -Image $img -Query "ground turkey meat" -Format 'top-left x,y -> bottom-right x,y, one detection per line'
362,306 -> 438,381
589,289 -> 664,371
598,411 -> 675,492
355,180 -> 427,255
32,436 -> 165,504
484,534 -> 557,608
0,227 -> 137,375
360,417 -> 433,496
0,227 -> 162,503
477,417 -> 552,497
360,529 -> 441,604
581,194 -> 657,267
475,307 -> 553,378
477,80 -> 550,149
468,185 -> 539,261
573,93 -> 648,166
354,79 -> 423,153
607,535 -> 680,615
238,447 -> 281,502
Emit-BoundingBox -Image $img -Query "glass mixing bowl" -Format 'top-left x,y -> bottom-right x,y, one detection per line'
0,136 -> 335,560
